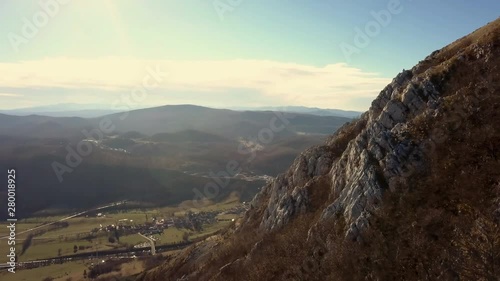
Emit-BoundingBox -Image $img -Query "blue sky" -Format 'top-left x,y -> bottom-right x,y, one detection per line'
0,0 -> 498,110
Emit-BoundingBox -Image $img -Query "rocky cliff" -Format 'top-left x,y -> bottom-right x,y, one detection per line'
250,18 -> 499,239
139,18 -> 500,281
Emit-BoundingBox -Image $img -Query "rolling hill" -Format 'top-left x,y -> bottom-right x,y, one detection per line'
0,105 -> 352,218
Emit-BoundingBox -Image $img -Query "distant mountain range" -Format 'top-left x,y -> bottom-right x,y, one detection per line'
0,103 -> 121,118
229,106 -> 362,118
0,104 -> 353,138
0,104 -> 361,118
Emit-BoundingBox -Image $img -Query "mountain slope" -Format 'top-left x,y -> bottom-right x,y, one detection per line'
139,18 -> 500,281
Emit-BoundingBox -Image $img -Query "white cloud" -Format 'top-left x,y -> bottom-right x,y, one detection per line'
0,57 -> 391,110
0,93 -> 24,97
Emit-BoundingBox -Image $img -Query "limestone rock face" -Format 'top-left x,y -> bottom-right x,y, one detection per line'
258,145 -> 335,231
253,67 -> 443,235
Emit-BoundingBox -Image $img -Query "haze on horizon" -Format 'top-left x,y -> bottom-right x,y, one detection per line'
0,0 -> 498,111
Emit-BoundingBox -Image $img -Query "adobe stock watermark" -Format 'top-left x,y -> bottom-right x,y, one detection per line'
190,110 -> 295,210
339,0 -> 406,63
213,0 -> 244,21
8,0 -> 72,53
51,65 -> 168,182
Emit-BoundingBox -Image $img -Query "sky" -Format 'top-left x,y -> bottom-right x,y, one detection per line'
0,0 -> 498,111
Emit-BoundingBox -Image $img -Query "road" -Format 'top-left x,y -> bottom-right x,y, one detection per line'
138,233 -> 157,255
0,201 -> 126,239
0,241 -> 192,270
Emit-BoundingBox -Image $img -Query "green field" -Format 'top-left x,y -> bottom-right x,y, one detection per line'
0,195 -> 242,263
0,257 -> 149,281
0,260 -> 88,281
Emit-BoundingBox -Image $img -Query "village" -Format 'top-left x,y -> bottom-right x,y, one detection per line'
87,203 -> 249,248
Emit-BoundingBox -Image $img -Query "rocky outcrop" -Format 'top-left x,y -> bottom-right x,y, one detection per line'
321,71 -> 440,236
257,145 -> 335,230
252,65 -> 447,236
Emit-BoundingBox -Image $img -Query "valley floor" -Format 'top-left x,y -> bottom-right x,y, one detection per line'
0,195 -> 245,281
